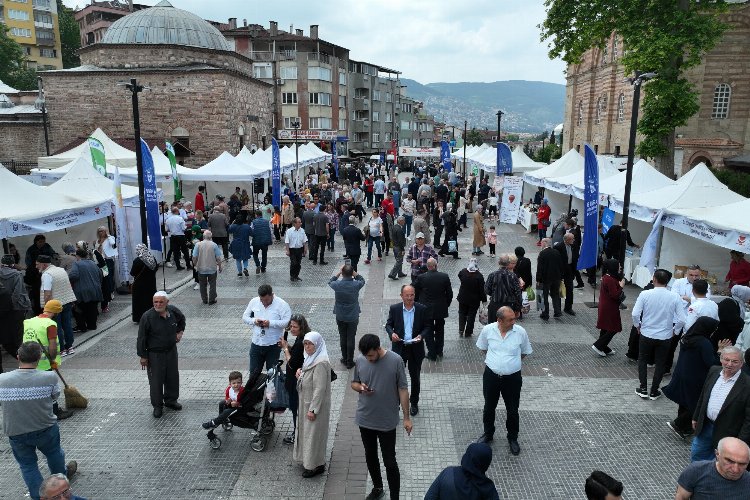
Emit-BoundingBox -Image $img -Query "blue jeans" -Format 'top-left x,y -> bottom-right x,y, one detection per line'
690,420 -> 715,462
234,259 -> 248,273
327,228 -> 336,251
367,236 -> 382,260
55,303 -> 74,350
249,343 -> 281,374
404,214 -> 413,237
9,424 -> 66,500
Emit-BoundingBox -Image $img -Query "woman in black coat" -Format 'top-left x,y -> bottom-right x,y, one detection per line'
439,204 -> 460,259
663,317 -> 723,437
513,246 -> 533,289
457,259 -> 486,337
130,244 -> 158,323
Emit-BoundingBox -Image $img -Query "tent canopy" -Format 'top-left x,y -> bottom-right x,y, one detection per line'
47,156 -> 141,207
523,149 -> 584,186
37,128 -> 137,169
118,146 -> 192,183
544,158 -> 619,198
179,151 -> 262,181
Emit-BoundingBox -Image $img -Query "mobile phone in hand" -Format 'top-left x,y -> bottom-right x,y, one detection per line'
283,330 -> 289,342
344,258 -> 352,266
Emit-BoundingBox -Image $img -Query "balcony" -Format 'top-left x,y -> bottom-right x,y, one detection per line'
35,21 -> 54,29
36,36 -> 56,47
307,52 -> 331,64
353,98 -> 369,111
33,0 -> 53,11
250,51 -> 296,62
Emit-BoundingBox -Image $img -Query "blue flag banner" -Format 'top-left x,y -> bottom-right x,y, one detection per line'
141,139 -> 162,253
441,140 -> 452,172
272,137 -> 281,209
380,152 -> 385,164
601,207 -> 616,236
577,144 -> 599,270
331,140 -> 338,179
496,142 -> 513,175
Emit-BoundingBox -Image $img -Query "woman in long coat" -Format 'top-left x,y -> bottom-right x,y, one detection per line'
439,203 -> 460,258
592,259 -> 624,356
457,258 -> 486,337
228,217 -> 253,277
129,244 -> 158,323
472,207 -> 486,255
293,331 -> 331,478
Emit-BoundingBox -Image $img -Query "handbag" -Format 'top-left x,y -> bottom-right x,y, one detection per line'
478,302 -> 488,325
526,286 -> 535,301
269,372 -> 290,409
100,264 -> 109,278
448,239 -> 457,253
330,369 -> 338,382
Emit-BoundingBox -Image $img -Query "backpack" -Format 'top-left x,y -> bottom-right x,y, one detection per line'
0,279 -> 14,314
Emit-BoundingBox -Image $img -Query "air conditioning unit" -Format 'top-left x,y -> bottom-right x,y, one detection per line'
275,79 -> 285,85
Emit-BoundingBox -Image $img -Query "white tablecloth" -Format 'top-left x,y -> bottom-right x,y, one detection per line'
623,255 -> 640,281
518,206 -> 537,233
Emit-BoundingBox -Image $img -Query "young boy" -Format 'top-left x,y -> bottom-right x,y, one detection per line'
487,190 -> 498,220
202,371 -> 244,429
486,225 -> 498,257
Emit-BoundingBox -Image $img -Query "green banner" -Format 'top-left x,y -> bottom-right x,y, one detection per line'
165,141 -> 181,201
88,137 -> 107,176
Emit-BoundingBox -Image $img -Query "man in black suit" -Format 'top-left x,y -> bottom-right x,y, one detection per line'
691,346 -> 750,461
413,258 -> 453,361
386,284 -> 431,416
554,233 -> 576,316
301,202 -> 316,261
536,238 -> 564,320
340,215 -> 366,271
568,218 -> 585,288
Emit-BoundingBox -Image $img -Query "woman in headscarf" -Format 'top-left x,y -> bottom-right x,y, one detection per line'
293,331 -> 331,478
457,258 -> 486,337
129,244 -> 158,323
439,202 -> 460,259
663,317 -> 724,438
59,242 -> 77,272
711,284 -> 750,350
424,442 -> 500,500
592,259 -> 624,357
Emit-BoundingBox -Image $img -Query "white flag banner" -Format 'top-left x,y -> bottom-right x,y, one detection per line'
639,209 -> 664,273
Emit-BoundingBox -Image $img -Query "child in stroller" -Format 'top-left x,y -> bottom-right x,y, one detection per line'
202,371 -> 244,429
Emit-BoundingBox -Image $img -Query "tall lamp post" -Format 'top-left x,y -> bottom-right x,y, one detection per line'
121,78 -> 147,244
292,120 -> 300,188
619,71 -> 657,266
34,76 -> 50,156
496,110 -> 504,142
462,120 -> 467,177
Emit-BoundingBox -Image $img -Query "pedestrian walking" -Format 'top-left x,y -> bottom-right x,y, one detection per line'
413,258 -> 453,361
412,209 -> 431,244
68,248 -> 104,332
425,443 -> 500,500
228,216 -> 253,277
129,244 -> 158,323
165,207 -> 193,270
242,284 -> 292,373
675,437 -> 750,499
388,216 -> 407,280
472,207 -> 486,255
94,226 -> 117,308
285,217 -> 308,281
536,238 -> 563,320
485,254 -> 523,324
554,233 -> 577,315
329,265 -> 366,369
311,208 -> 330,265
137,291 -> 186,418
457,258 -> 487,338
280,313 -> 310,444
0,254 -> 30,372
591,259 -> 624,357
365,208 -> 383,264
191,231 -> 223,305
36,255 -> 76,356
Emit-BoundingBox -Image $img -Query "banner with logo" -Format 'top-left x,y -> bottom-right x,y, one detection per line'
331,140 -> 338,179
272,137 -> 281,209
661,212 -> 750,254
499,175 -> 524,224
441,140 -> 452,172
88,137 -> 107,176
112,166 -> 131,284
141,139 -> 162,253
601,207 -> 616,235
1,204 -> 111,238
165,141 -> 181,202
496,142 -> 512,175
577,144 -> 599,270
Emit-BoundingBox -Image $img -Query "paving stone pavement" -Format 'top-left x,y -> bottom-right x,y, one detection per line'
0,208 -> 695,499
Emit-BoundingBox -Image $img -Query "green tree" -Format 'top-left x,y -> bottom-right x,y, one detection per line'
465,128 -> 484,146
57,0 -> 81,68
0,24 -> 37,90
540,0 -> 728,175
534,143 -> 562,164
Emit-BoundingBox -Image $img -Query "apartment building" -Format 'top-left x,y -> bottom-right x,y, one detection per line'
1,0 -> 63,69
73,0 -> 148,47
348,58 -> 400,157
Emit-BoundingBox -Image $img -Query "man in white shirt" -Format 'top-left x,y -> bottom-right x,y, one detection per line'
401,193 -> 416,238
165,207 -> 192,270
284,217 -> 308,282
667,265 -> 712,373
632,269 -> 686,400
684,279 -> 719,332
242,284 -> 292,374
373,177 -> 386,208
475,306 -> 532,456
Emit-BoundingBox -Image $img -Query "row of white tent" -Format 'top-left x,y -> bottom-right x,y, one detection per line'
451,143 -> 549,173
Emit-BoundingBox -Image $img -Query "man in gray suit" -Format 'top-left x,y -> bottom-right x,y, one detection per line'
388,216 -> 408,281
329,264 -> 365,369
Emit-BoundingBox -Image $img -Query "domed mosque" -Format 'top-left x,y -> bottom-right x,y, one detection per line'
40,0 -> 272,166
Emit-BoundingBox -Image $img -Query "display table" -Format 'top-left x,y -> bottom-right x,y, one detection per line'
623,255 -> 640,281
518,206 -> 538,233
631,266 -> 653,288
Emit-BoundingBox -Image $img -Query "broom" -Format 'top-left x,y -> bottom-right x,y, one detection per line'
37,341 -> 89,409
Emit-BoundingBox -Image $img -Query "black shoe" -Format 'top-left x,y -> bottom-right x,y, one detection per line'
345,361 -> 355,369
153,406 -> 163,418
261,268 -> 266,273
398,273 -> 407,277
476,433 -> 494,444
56,409 -> 74,420
509,439 -> 521,455
388,275 -> 398,280
164,401 -> 182,411
410,404 -> 419,416
319,261 -> 329,265
256,267 -> 261,274
340,357 -> 346,364
540,314 -> 549,321
283,432 -> 295,445
312,261 -> 317,265
208,300 -> 217,305
553,312 -> 563,318
366,488 -> 385,500
635,387 -> 649,399
302,464 -> 325,478
564,309 -> 576,316
202,420 -> 215,430
237,272 -> 243,277
649,389 -> 662,401
427,354 -> 437,361
66,460 -> 78,478
72,327 -> 86,333
243,269 -> 249,276
176,266 -> 185,271
667,421 -> 690,440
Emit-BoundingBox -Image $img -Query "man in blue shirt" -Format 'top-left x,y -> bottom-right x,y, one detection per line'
476,306 -> 532,455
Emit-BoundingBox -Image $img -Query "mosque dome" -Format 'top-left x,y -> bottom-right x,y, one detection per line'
100,0 -> 232,52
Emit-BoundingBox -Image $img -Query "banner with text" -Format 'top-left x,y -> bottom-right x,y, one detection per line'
499,175 -> 524,224
141,139 -> 162,253
165,141 -> 181,202
577,144 -> 599,270
441,140 -> 452,172
112,166 -> 131,284
398,147 -> 440,157
271,137 -> 281,209
331,140 -> 338,178
277,130 -> 337,141
1,204 -> 111,238
88,137 -> 107,176
661,213 -> 750,253
496,142 -> 513,175
601,207 -> 616,235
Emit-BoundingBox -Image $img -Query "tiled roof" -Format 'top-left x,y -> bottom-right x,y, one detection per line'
675,137 -> 743,148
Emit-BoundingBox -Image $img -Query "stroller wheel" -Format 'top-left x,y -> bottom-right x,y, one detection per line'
222,422 -> 233,431
209,437 -> 222,450
260,419 -> 275,436
250,437 -> 267,452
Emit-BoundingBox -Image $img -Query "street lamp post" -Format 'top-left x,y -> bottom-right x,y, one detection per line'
463,120 -> 467,178
292,120 -> 300,189
496,110 -> 504,142
34,76 -> 50,156
619,71 -> 657,266
122,78 -> 147,244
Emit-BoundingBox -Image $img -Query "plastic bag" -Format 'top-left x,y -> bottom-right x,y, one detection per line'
448,239 -> 457,253
526,286 -> 535,301
269,373 -> 290,410
265,382 -> 276,403
478,302 -> 488,325
536,288 -> 544,311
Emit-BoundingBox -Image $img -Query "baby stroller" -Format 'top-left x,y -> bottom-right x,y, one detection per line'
205,360 -> 284,452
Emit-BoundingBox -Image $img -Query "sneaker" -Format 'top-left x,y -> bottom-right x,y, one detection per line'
60,349 -> 70,357
283,432 -> 295,445
65,460 -> 78,478
649,389 -> 662,401
67,347 -> 75,355
202,420 -> 215,430
101,306 -> 109,313
605,349 -> 616,356
243,268 -> 249,277
165,262 -> 174,268
635,387 -> 649,399
193,283 -> 200,290
364,259 -> 371,264
667,421 -> 688,440
237,272 -> 243,277
591,345 -> 607,357
366,488 -> 385,500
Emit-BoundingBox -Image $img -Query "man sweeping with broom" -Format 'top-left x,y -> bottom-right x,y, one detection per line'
0,342 -> 78,500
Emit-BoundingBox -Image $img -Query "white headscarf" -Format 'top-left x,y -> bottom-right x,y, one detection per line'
467,257 -> 479,272
731,285 -> 750,317
302,331 -> 329,370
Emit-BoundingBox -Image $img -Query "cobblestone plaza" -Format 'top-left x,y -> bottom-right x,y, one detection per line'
0,213 -> 691,499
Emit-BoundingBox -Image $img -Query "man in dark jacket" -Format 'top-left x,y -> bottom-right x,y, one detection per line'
554,233 -> 576,315
341,216 -> 366,271
311,210 -> 330,265
569,218 -> 585,288
536,238 -> 564,320
388,216 -> 408,280
302,202 -> 316,261
413,258 -> 453,361
250,211 -> 272,273
329,265 -> 365,369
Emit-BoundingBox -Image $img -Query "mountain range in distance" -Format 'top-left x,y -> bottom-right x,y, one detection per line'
399,78 -> 565,134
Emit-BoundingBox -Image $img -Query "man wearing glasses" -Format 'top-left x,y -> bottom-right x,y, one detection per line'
242,284 -> 292,374
39,473 -> 87,500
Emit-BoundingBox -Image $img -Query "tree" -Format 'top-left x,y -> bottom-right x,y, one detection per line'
57,0 -> 81,68
0,24 -> 37,90
465,128 -> 484,146
540,0 -> 728,175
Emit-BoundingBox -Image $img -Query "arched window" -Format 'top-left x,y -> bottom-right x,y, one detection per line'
612,37 -> 618,61
617,93 -> 625,123
595,96 -> 606,124
577,100 -> 584,126
711,83 -> 731,119
601,46 -> 608,65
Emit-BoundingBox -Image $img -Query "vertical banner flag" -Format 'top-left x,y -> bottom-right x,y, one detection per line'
88,137 -> 107,176
577,144 -> 599,270
141,139 -> 162,253
499,175 -> 524,224
441,140 -> 452,172
331,140 -> 338,179
600,207 -> 616,236
640,209 -> 665,273
271,137 -> 281,209
380,152 -> 385,164
165,141 -> 181,202
112,166 -> 131,284
496,142 -> 513,175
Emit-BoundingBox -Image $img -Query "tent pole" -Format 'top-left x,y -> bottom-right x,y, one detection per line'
2,238 -> 8,254
161,232 -> 167,291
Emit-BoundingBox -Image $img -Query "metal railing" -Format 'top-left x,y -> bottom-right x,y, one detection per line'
250,51 -> 296,62
0,160 -> 37,175
307,52 -> 331,64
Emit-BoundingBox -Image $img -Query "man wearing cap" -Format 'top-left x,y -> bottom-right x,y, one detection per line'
406,233 -> 438,281
388,216 -> 408,281
137,291 -> 186,418
1,254 -> 30,372
36,255 -> 77,357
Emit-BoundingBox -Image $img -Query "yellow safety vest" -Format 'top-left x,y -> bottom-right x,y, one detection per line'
23,315 -> 61,371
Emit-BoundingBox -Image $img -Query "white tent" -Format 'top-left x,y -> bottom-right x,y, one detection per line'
118,146 -> 192,184
523,149 -> 584,186
179,151 -> 261,181
46,156 -> 141,207
37,128 -> 137,169
545,158 -> 620,199
0,164 -> 111,238
30,154 -> 121,183
512,145 -> 548,171
600,159 -> 675,221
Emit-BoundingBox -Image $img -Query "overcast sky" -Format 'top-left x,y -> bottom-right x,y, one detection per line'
63,0 -> 566,85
